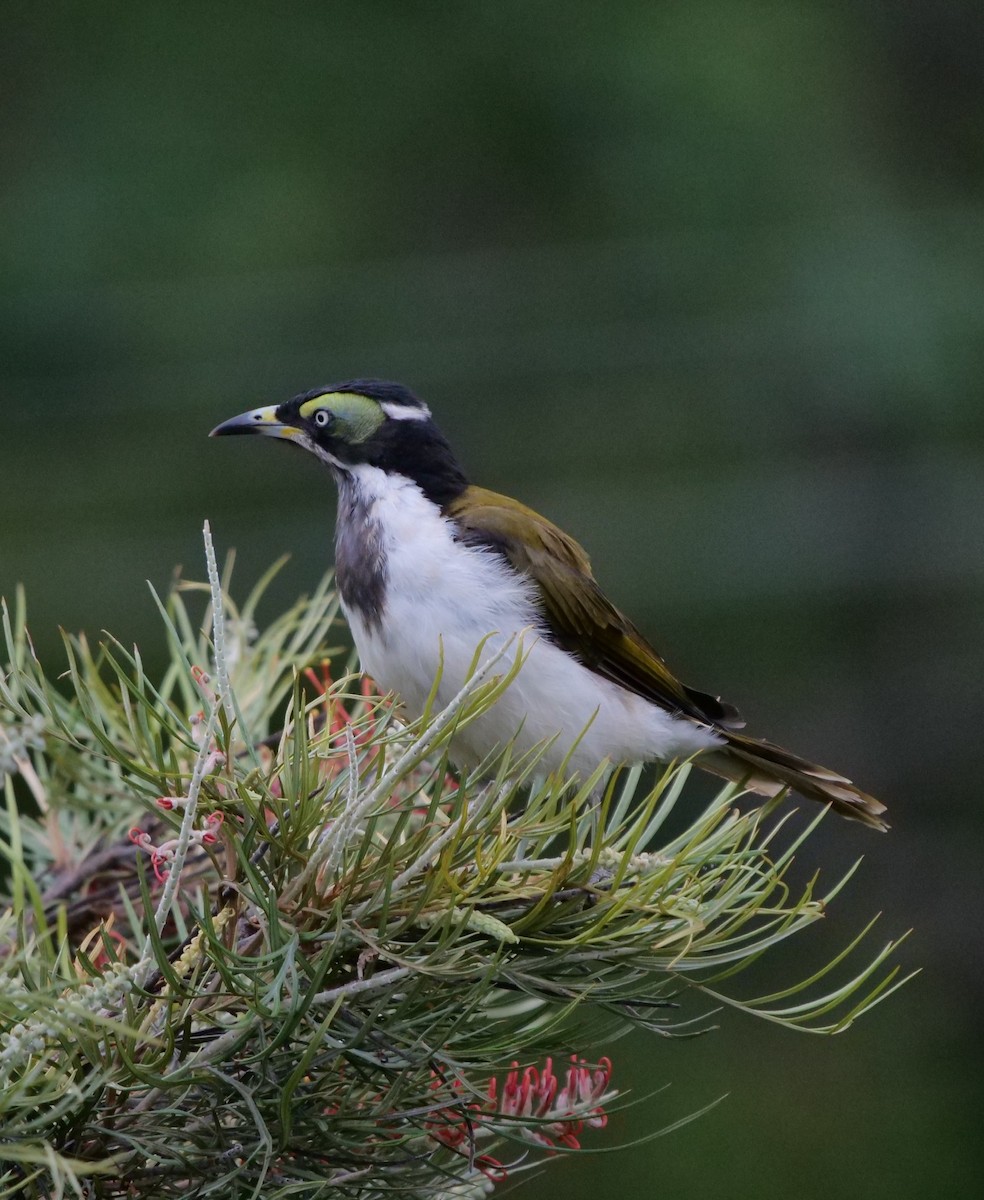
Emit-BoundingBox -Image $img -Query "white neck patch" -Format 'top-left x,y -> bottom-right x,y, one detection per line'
380,401 -> 431,421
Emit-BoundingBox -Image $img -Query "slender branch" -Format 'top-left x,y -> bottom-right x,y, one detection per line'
203,518 -> 237,730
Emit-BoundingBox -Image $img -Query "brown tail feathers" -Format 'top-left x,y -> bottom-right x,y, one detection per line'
699,732 -> 888,831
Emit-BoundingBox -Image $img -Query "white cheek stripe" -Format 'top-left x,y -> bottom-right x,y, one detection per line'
305,438 -> 347,470
380,401 -> 431,421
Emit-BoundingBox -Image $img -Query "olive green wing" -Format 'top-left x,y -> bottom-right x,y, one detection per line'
445,487 -> 743,729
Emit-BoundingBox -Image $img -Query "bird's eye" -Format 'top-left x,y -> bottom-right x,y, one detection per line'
314,410 -> 333,429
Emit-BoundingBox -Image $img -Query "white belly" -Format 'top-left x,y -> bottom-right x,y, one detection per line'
338,468 -> 722,778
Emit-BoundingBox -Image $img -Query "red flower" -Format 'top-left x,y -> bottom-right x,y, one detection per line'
427,1054 -> 615,1179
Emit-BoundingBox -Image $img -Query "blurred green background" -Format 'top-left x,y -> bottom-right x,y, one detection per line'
2,2 -> 982,1195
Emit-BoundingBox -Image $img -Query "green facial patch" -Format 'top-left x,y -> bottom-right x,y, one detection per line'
299,393 -> 385,443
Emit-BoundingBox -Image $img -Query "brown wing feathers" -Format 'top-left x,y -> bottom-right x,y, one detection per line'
445,486 -> 887,830
447,487 -> 739,726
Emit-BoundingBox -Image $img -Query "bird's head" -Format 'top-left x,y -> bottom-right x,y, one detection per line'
210,379 -> 468,506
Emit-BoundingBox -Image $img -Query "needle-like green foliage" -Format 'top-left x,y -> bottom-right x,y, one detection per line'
0,526 -> 912,1199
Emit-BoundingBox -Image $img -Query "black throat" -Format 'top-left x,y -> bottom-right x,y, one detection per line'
333,473 -> 388,633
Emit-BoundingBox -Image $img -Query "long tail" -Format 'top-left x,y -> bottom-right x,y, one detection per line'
699,732 -> 888,831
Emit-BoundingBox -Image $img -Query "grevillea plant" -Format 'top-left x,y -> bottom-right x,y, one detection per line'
0,525 -> 911,1199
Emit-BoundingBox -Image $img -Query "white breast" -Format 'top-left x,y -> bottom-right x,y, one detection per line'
338,466 -> 722,779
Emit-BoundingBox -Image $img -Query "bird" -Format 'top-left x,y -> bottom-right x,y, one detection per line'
210,380 -> 887,831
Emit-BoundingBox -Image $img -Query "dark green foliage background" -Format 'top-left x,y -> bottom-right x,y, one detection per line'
1,3 -> 980,1195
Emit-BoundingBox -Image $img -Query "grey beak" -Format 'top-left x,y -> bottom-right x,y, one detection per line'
209,405 -> 301,441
